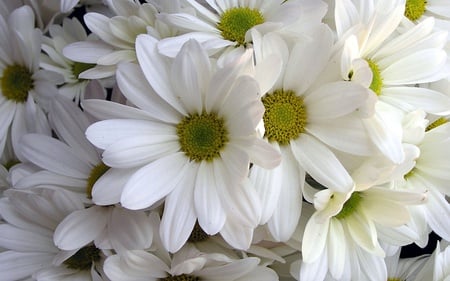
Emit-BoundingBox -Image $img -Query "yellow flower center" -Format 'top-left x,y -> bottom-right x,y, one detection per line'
72,62 -> 95,80
405,0 -> 427,21
86,163 -> 109,199
1,64 -> 33,103
335,192 -> 362,220
262,89 -> 307,145
388,278 -> 403,281
177,112 -> 228,162
217,7 -> 265,45
426,117 -> 448,131
63,244 -> 101,270
161,275 -> 200,281
366,59 -> 383,96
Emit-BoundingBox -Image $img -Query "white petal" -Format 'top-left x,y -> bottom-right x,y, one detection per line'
92,167 -> 137,206
86,119 -> 175,150
327,219 -> 346,279
381,86 -> 450,115
425,188 -> 450,240
220,221 -> 254,251
171,39 -> 210,113
63,41 -> 114,63
121,152 -> 190,210
135,34 -> 187,115
381,49 -> 447,85
109,207 -> 153,253
159,163 -> 197,253
0,224 -> 56,252
19,134 -> 91,178
305,81 -> 370,120
194,161 -> 226,235
116,63 -> 181,123
102,134 -> 179,168
291,134 -> 354,192
0,251 -> 54,281
82,99 -> 154,121
197,257 -> 259,279
302,213 -> 330,263
53,206 -> 109,250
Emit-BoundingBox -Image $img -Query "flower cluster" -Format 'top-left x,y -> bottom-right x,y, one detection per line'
0,0 -> 450,280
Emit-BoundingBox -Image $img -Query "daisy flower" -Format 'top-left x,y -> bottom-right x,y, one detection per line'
156,0 -> 325,57
395,113 -> 450,242
0,188 -> 106,280
385,247 -> 429,281
63,0 -> 183,80
403,0 -> 450,24
333,0 -> 450,164
0,5 -> 63,158
300,154 -> 428,280
104,244 -> 278,281
248,25 -> 375,241
12,95 -> 133,203
41,17 -> 107,104
85,36 -> 280,252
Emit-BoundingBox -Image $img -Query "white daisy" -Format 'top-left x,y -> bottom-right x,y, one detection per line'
396,114 -> 450,242
0,5 -> 63,159
12,95 -> 133,203
85,36 -> 280,252
333,0 -> 450,164
104,244 -> 278,281
248,25 -> 375,241
62,0 -> 183,80
41,17 -> 107,104
403,0 -> 450,25
0,188 -> 106,280
385,247 -> 429,281
300,156 -> 427,280
156,0 -> 325,57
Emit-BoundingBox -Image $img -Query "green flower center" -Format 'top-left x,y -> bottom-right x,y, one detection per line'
188,222 -> 209,243
1,64 -> 33,103
217,7 -> 265,45
405,0 -> 427,21
262,89 -> 307,145
72,62 -> 95,80
366,59 -> 383,96
177,112 -> 228,162
161,275 -> 200,281
86,163 -> 109,199
426,117 -> 448,131
335,192 -> 362,220
63,244 -> 101,270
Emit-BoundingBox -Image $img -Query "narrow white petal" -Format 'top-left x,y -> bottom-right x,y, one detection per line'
82,99 -> 154,121
327,219 -> 346,279
194,161 -> 226,235
291,134 -> 354,192
19,134 -> 91,178
135,34 -> 187,115
0,225 -> 55,252
109,207 -> 153,253
116,63 -> 181,123
0,251 -> 54,281
92,167 -> 137,206
197,257 -> 259,279
425,188 -> 450,240
54,206 -> 109,250
63,41 -> 114,63
302,213 -> 330,263
220,221 -> 254,250
121,153 -> 189,210
159,163 -> 197,253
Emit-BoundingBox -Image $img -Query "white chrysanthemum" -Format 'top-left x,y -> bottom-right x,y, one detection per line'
248,25 -> 376,242
403,0 -> 450,24
0,188 -> 106,280
156,0 -> 326,57
104,244 -> 278,281
333,0 -> 450,164
0,6 -> 63,158
300,157 -> 427,281
41,17 -> 107,104
11,96 -> 132,202
85,36 -> 280,252
385,247 -> 429,281
63,0 -> 183,79
396,115 -> 450,242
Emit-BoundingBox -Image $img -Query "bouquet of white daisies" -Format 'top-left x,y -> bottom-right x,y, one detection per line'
0,0 -> 449,280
